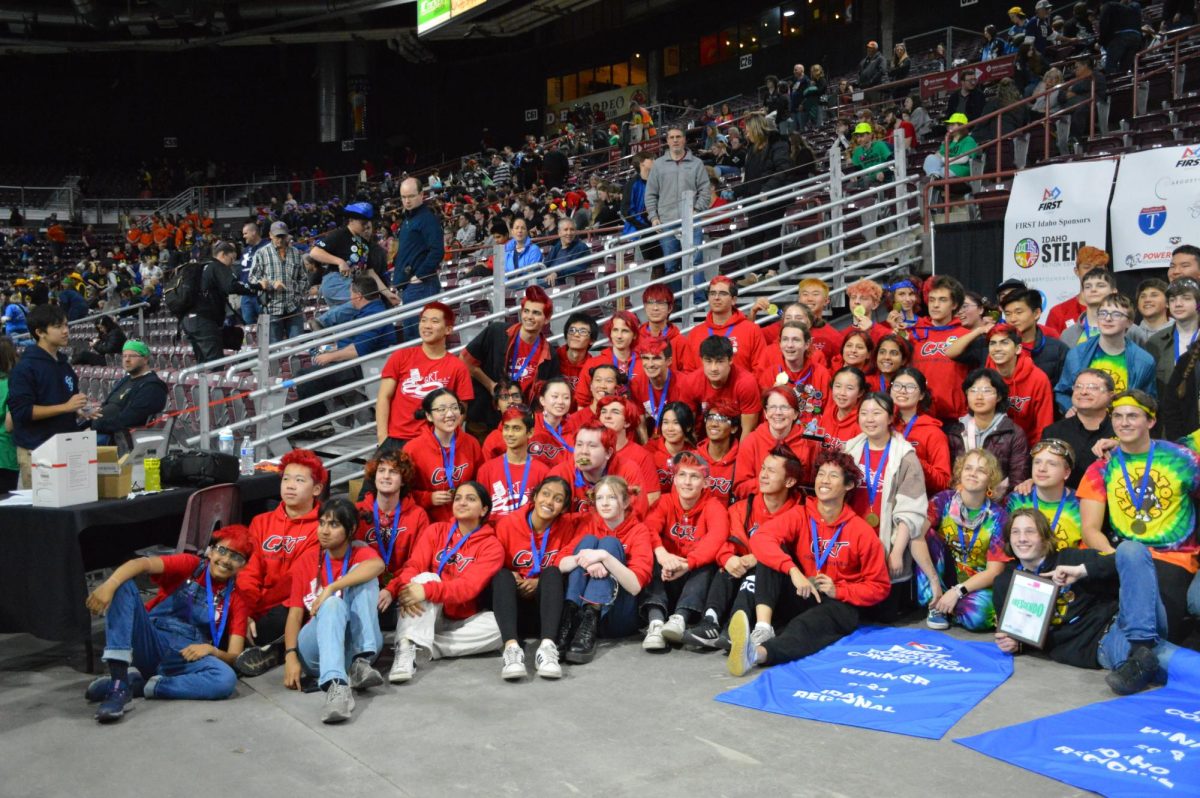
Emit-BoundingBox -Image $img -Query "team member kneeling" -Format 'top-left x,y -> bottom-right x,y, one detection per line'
727,450 -> 891,676
85,525 -> 257,723
994,509 -> 1180,695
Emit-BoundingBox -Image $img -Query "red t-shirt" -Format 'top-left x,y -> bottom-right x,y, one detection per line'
530,413 -> 575,468
611,439 -> 660,498
477,453 -> 551,519
910,318 -> 970,422
145,554 -> 250,642
809,322 -> 844,363
628,371 -> 684,425
380,347 -> 475,441
1045,297 -> 1085,337
679,365 -> 761,419
284,543 -> 382,617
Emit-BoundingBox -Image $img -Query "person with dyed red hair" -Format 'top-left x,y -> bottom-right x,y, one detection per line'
597,395 -> 660,505
85,524 -> 257,722
697,401 -> 741,502
234,449 -> 326,678
549,422 -> 648,517
628,336 -> 684,434
574,309 -> 644,407
684,276 -> 767,374
845,278 -> 893,345
985,324 -> 1054,447
760,320 -> 830,429
735,386 -> 817,497
477,405 -> 551,519
640,284 -> 698,372
355,448 -> 429,613
1045,245 -> 1109,336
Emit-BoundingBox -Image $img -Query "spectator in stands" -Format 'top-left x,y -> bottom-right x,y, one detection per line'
1062,3 -> 1097,51
979,25 -> 1009,61
903,95 -> 933,141
91,340 -> 168,446
803,65 -> 829,129
542,218 -> 590,287
182,242 -> 255,365
239,222 -> 267,324
489,153 -> 512,188
73,315 -> 126,367
1099,0 -> 1145,75
541,145 -> 570,189
311,254 -> 354,331
621,152 -> 658,265
763,74 -> 791,133
57,278 -> 88,322
734,114 -> 793,286
249,221 -> 306,344
309,202 -> 373,277
945,70 -> 986,124
455,214 -> 478,247
888,44 -> 912,99
858,40 -> 886,89
1027,1 -> 1054,53
0,336 -> 17,491
788,64 -> 809,131
392,178 -> 445,342
1065,54 -> 1106,141
646,127 -> 711,288
290,276 -> 397,437
1136,278 -> 1172,335
1031,67 -> 1067,118
504,218 -> 543,279
1168,244 -> 1200,283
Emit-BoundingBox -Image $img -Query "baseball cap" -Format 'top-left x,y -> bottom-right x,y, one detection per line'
1035,0 -> 1051,9
122,339 -> 150,358
344,201 -> 374,220
1008,6 -> 1025,15
945,112 -> 970,125
268,221 -> 289,237
997,278 -> 1027,296
854,122 -> 874,134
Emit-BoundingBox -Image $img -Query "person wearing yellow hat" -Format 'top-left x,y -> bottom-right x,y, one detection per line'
922,113 -> 979,188
849,119 -> 892,243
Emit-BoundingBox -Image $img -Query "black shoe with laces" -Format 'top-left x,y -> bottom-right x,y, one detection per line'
235,637 -> 286,677
682,619 -> 722,649
1105,645 -> 1159,696
565,605 -> 600,664
554,601 -> 580,654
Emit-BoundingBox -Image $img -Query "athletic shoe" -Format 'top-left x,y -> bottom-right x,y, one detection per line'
501,643 -> 527,681
320,682 -> 355,724
750,623 -> 776,646
661,614 -> 687,644
1105,646 -> 1159,696
235,638 -> 285,677
642,619 -> 668,652
726,610 -> 758,677
389,638 -> 417,683
95,681 -> 135,724
926,608 -> 950,630
85,669 -> 144,702
534,640 -> 562,679
717,627 -> 732,653
682,619 -> 722,649
347,657 -> 383,691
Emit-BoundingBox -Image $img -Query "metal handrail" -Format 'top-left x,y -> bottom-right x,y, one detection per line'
1131,23 -> 1200,116
67,301 -> 150,340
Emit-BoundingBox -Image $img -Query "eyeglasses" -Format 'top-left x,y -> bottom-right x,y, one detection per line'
890,382 -> 920,394
967,386 -> 998,396
430,405 -> 461,416
566,326 -> 591,336
1097,310 -> 1129,321
764,404 -> 794,414
1073,382 -> 1109,393
644,299 -> 669,307
497,392 -> 523,402
705,412 -> 733,423
707,290 -> 732,298
212,544 -> 247,565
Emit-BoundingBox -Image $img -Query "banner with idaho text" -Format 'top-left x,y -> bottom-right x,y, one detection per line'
1110,143 -> 1200,271
715,627 -> 1013,739
1003,159 -> 1117,310
957,649 -> 1200,798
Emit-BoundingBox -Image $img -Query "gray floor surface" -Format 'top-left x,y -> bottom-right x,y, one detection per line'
1,620 -> 1107,798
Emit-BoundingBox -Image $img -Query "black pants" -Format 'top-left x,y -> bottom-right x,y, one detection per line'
182,315 -> 224,364
251,605 -> 290,644
744,202 -> 789,274
295,363 -> 364,423
744,564 -> 859,666
701,567 -> 756,623
860,580 -> 916,624
1105,31 -> 1143,76
491,568 -> 565,643
0,468 -> 17,492
1156,559 -> 1193,644
640,562 -> 716,621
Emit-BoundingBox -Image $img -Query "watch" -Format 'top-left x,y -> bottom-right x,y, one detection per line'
285,647 -> 299,657
956,584 -> 969,598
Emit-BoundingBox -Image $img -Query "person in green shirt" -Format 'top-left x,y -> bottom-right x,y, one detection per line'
849,122 -> 892,184
0,336 -> 19,491
923,112 -> 978,179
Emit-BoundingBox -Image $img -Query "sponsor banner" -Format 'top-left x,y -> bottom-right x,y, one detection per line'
545,84 -> 649,130
920,56 -> 1015,99
1003,159 -> 1117,309
1111,143 -> 1200,271
957,649 -> 1200,798
715,627 -> 1013,739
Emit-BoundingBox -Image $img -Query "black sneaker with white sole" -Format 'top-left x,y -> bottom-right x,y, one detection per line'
682,619 -> 722,648
235,638 -> 286,677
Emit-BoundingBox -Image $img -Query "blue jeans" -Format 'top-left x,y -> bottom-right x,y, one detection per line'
564,534 -> 640,638
296,581 -> 383,687
316,301 -> 357,330
400,277 -> 442,343
102,581 -> 237,701
1188,569 -> 1200,618
658,223 -> 706,296
240,295 -> 261,325
269,311 -> 305,345
1096,541 -> 1179,680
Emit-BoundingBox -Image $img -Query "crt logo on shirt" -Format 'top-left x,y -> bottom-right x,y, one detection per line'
263,534 -> 307,553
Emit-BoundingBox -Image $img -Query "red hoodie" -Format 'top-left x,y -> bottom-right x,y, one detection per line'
406,425 -> 484,523
684,309 -> 767,374
734,422 -> 819,498
809,321 -> 844,364
494,510 -> 581,578
758,348 -> 831,427
718,492 -> 798,568
548,458 -> 650,518
910,317 -> 969,422
752,497 -> 891,607
573,347 -> 646,407
894,414 -> 952,494
556,345 -> 589,403
566,512 -> 655,589
354,493 -> 429,579
640,322 -> 699,372
1045,297 -> 1085,337
988,351 -> 1055,447
697,438 -> 740,501
644,437 -> 679,494
610,439 -> 659,498
390,521 -> 504,619
644,492 -> 730,569
239,502 -> 321,616
531,413 -> 575,468
818,404 -> 862,452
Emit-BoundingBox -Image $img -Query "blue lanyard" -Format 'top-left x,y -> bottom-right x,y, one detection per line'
879,373 -> 888,393
613,351 -> 637,375
573,465 -> 606,489
780,364 -> 813,386
503,454 -> 534,509
643,323 -> 669,339
542,417 -> 574,453
437,522 -> 480,575
527,512 -> 552,576
323,548 -> 352,588
1117,443 -> 1156,519
1032,489 -> 1067,538
647,372 -> 671,427
708,326 -> 732,339
956,503 -> 989,562
203,568 -> 233,646
1078,315 -> 1097,343
809,518 -> 846,572
439,433 -> 458,491
902,414 -> 918,438
510,336 -> 541,381
862,440 -> 890,508
372,499 -> 402,564
1175,326 -> 1198,361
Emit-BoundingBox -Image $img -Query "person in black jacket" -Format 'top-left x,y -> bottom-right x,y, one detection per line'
1099,0 -> 1145,76
91,339 -> 168,446
994,508 -> 1179,695
762,75 -> 791,133
181,241 -> 255,365
735,114 -> 794,285
888,44 -> 912,100
72,316 -> 127,367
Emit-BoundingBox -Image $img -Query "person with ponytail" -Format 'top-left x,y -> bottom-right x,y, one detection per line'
531,377 -> 576,468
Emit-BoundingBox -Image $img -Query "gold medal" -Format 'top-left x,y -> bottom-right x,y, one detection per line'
1131,519 -> 1147,535
866,512 -> 880,526
775,371 -> 789,386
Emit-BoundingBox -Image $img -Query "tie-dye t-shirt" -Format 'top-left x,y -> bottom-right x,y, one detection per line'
1077,441 -> 1200,572
1089,349 -> 1128,393
1006,488 -> 1083,550
926,490 -> 1010,578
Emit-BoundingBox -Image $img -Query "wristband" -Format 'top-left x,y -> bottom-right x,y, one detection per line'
285,647 -> 299,657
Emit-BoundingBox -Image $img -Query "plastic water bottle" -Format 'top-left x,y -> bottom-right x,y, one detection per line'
239,436 -> 255,476
218,428 -> 235,455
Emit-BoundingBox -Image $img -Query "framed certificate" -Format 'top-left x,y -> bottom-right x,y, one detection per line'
997,571 -> 1057,648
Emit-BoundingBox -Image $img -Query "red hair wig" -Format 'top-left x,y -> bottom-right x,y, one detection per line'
281,448 -> 328,487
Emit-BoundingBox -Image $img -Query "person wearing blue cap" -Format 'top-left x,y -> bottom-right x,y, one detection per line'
309,201 -> 373,276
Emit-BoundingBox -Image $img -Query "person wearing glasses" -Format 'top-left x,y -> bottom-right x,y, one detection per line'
891,366 -> 952,494
408,388 -> 484,524
697,401 -> 742,502
573,310 -> 643,408
639,284 -> 699,372
1006,438 -> 1082,550
1146,278 -> 1200,396
1055,293 -> 1158,413
1042,369 -> 1115,489
555,312 -> 598,399
945,368 -> 1030,495
84,525 -> 257,723
735,386 -> 817,497
683,276 -> 767,376
481,379 -> 528,458
1057,269 -> 1150,349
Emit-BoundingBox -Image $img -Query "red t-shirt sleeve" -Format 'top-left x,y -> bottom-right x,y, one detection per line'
734,372 -> 761,415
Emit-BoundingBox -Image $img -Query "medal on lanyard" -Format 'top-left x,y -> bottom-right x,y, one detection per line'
862,441 -> 889,527
324,548 -> 352,587
527,512 -> 552,576
647,372 -> 670,427
437,522 -> 480,575
956,503 -> 988,562
503,454 -> 533,509
613,351 -> 637,376
440,433 -> 458,491
543,419 -> 574,453
373,499 -> 402,565
204,567 -> 234,646
1117,443 -> 1156,536
1032,489 -> 1067,542
510,337 -> 541,382
809,518 -> 846,572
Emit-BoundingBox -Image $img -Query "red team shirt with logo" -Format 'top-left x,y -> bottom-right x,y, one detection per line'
380,348 -> 475,441
644,493 -> 730,569
406,426 -> 484,523
678,366 -> 761,419
494,510 -> 582,578
573,348 -> 646,407
734,424 -> 819,497
910,319 -> 970,421
238,503 -> 321,616
285,543 -> 382,617
390,521 -> 504,619
683,310 -> 767,374
718,493 -> 798,569
477,453 -> 551,519
697,438 -> 739,501
530,414 -> 575,468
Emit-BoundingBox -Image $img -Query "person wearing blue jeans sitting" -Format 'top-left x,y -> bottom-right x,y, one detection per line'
554,476 -> 654,664
282,497 -> 386,724
83,525 -> 258,723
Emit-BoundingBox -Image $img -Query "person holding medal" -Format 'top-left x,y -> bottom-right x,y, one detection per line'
355,449 -> 429,617
870,333 -> 911,394
843,391 -> 932,619
1078,390 -> 1200,643
408,388 -> 484,524
628,337 -> 683,436
920,449 -> 1011,632
883,275 -> 923,334
645,402 -> 696,494
726,449 -> 891,676
84,525 -> 257,723
1006,439 -> 1082,550
845,278 -> 894,346
478,405 -> 551,519
549,422 -> 649,516
598,395 -> 660,505
993,509 -> 1180,696
759,320 -> 830,430
531,377 -> 576,468
696,401 -> 741,502
282,498 -> 386,724
387,481 -> 505,683
491,476 -> 579,680
890,367 -> 952,494
573,310 -> 644,407
735,386 -> 817,497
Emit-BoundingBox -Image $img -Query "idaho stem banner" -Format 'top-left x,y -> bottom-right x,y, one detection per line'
715,627 -> 1013,739
1002,159 -> 1117,310
1111,143 -> 1200,271
957,649 -> 1200,797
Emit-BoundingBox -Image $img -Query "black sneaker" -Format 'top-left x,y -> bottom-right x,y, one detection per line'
1106,645 -> 1159,696
717,627 -> 732,653
682,619 -> 722,649
235,638 -> 286,677
95,681 -> 134,724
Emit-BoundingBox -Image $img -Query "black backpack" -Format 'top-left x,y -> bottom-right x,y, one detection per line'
163,260 -> 206,318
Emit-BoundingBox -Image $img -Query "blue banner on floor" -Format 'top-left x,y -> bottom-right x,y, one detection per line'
715,626 -> 1013,739
956,649 -> 1200,798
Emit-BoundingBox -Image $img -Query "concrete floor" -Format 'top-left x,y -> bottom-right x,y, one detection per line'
1,620 -> 1112,798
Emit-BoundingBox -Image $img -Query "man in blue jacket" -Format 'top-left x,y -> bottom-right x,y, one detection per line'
392,177 -> 444,342
1055,293 -> 1157,412
541,218 -> 591,287
7,303 -> 94,487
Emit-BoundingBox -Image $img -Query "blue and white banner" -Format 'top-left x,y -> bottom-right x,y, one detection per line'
957,650 -> 1200,798
1111,143 -> 1200,271
715,626 -> 1013,739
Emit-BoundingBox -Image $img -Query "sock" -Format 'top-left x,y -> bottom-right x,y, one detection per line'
678,609 -> 696,624
754,621 -> 772,633
505,641 -> 521,651
648,607 -> 665,624
1128,640 -> 1154,653
704,609 -> 719,623
108,660 -> 129,685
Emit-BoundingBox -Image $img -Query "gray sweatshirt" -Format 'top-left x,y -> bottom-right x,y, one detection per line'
644,150 -> 712,225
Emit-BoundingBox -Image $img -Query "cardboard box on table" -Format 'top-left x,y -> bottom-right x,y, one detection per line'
96,446 -> 133,500
31,431 -> 98,508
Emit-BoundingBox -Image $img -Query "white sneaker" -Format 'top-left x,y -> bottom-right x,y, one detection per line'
643,619 -> 668,651
501,643 -> 527,681
534,640 -> 562,679
388,638 -> 416,683
661,614 -> 687,644
750,623 -> 776,646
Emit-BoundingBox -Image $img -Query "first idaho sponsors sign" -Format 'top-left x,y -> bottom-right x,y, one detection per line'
1004,159 -> 1117,308
1111,143 -> 1200,271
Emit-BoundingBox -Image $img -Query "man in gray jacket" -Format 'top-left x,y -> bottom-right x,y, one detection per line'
645,127 -> 711,288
